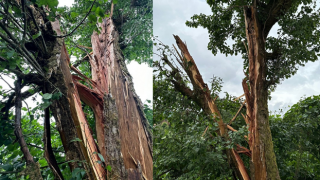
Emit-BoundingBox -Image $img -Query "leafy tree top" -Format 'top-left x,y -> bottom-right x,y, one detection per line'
186,0 -> 320,87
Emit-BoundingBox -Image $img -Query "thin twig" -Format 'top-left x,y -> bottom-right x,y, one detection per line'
228,102 -> 245,125
54,0 -> 97,38
0,75 -> 14,89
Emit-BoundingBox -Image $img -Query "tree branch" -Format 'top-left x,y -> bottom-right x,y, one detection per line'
262,0 -> 293,39
53,0 -> 97,38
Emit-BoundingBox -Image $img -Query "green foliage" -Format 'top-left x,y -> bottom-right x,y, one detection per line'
270,95 -> 320,179
58,0 -> 152,66
70,168 -> 86,180
153,73 -> 248,179
143,99 -> 153,126
0,105 -> 66,179
40,91 -> 62,109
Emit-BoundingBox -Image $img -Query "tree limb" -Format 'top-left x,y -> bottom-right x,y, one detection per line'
53,0 -> 97,38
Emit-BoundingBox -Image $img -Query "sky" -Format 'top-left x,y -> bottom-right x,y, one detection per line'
154,0 -> 320,114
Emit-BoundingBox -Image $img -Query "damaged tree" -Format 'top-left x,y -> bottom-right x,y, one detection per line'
177,0 -> 320,179
0,0 -> 152,179
155,35 -> 250,180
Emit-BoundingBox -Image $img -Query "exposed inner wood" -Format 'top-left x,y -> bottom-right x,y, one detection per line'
90,18 -> 153,180
170,35 -> 250,180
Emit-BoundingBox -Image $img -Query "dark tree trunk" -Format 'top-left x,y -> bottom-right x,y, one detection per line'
14,77 -> 43,179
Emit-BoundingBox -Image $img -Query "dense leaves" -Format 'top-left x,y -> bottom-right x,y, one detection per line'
270,95 -> 320,179
59,0 -> 153,66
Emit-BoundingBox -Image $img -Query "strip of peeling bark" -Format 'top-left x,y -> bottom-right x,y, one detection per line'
170,35 -> 250,180
90,18 -> 153,180
243,6 -> 280,180
47,20 -> 107,179
44,106 -> 64,180
14,77 -> 43,180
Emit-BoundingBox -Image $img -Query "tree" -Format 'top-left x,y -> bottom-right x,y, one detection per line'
0,0 -> 152,179
270,95 -> 320,179
182,0 -> 320,179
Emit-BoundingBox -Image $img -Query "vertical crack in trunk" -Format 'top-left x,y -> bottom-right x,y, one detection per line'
243,6 -> 280,180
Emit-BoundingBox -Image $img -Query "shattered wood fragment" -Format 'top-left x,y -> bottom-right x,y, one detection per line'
47,20 -> 107,180
171,35 -> 250,180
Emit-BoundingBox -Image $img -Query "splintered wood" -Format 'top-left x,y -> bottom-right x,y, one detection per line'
90,18 -> 153,180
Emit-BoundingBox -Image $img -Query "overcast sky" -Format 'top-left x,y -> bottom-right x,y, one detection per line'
154,0 -> 320,114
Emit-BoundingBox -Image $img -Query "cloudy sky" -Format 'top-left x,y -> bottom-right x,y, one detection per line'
154,0 -> 320,113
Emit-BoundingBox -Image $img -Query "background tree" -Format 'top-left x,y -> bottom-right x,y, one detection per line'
0,0 -> 152,179
270,95 -> 320,179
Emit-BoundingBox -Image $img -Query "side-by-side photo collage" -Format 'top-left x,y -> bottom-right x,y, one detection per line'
0,0 -> 319,179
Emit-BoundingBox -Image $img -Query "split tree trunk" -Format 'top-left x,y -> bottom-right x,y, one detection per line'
89,18 -> 153,180
243,6 -> 280,180
47,18 -> 153,179
15,5 -> 152,180
163,35 -> 250,180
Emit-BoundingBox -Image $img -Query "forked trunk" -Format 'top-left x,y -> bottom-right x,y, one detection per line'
243,6 -> 280,180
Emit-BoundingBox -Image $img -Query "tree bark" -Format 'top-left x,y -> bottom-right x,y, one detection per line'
14,77 -> 43,180
243,6 -> 280,180
17,5 -> 152,179
89,17 -> 153,180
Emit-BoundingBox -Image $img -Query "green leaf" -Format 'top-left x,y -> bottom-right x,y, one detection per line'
97,153 -> 105,162
32,31 -> 42,40
22,107 -> 28,111
42,93 -> 52,100
52,92 -> 62,100
95,7 -> 104,17
28,89 -> 35,94
88,14 -> 97,22
6,50 -> 15,58
38,0 -> 58,9
70,138 -> 82,142
106,165 -> 112,172
71,12 -> 79,18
